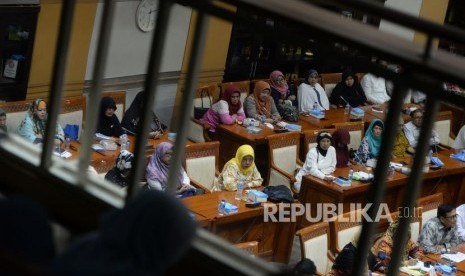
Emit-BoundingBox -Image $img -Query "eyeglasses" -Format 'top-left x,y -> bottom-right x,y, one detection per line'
37,109 -> 47,112
443,214 -> 457,220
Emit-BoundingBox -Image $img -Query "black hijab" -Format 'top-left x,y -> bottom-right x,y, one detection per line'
97,96 -> 124,137
329,69 -> 367,107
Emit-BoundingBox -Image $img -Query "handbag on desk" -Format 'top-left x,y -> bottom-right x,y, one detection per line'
194,88 -> 212,119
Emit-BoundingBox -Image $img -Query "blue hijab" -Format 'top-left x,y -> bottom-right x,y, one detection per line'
366,119 -> 384,157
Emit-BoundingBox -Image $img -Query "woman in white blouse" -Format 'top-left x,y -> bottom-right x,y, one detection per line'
294,131 -> 336,192
297,69 -> 329,113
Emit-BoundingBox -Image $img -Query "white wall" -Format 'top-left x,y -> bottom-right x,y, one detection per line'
85,1 -> 192,128
379,0 -> 422,41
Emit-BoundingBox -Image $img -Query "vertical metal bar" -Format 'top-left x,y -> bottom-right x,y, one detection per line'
353,79 -> 406,275
422,36 -> 433,61
387,93 -> 441,275
166,11 -> 209,195
78,0 -> 116,185
126,0 -> 174,202
41,0 -> 76,169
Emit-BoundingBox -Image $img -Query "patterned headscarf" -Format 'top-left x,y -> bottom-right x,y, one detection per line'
0,108 -> 7,132
146,142 -> 184,190
222,86 -> 242,115
116,150 -> 134,173
252,81 -> 272,117
27,98 -> 47,137
366,119 -> 384,157
269,70 -> 288,98
304,69 -> 319,84
225,144 -> 256,176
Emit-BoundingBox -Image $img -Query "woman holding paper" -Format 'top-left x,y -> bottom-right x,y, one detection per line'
329,69 -> 367,107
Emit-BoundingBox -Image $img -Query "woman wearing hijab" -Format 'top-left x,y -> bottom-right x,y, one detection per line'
269,70 -> 297,107
16,98 -> 64,144
329,69 -> 367,107
392,116 -> 414,158
244,80 -> 281,123
121,91 -> 167,139
369,220 -> 423,273
0,108 -> 7,132
327,233 -> 370,276
105,150 -> 135,188
200,86 -> 246,138
218,144 -> 263,191
356,119 -> 384,164
145,142 -> 196,197
97,96 -> 124,138
294,131 -> 336,192
333,129 -> 351,168
297,69 -> 329,113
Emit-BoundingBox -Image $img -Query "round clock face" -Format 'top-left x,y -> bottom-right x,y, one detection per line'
136,0 -> 158,32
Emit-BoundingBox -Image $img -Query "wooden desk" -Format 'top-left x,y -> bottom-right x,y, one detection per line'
297,149 -> 465,229
182,190 -> 296,263
421,243 -> 465,274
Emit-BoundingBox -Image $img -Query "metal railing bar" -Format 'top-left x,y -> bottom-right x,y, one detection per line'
41,0 -> 76,170
166,11 -> 210,194
126,0 -> 174,202
78,0 -> 116,185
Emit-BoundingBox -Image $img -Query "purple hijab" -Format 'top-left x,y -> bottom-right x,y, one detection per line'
146,142 -> 184,190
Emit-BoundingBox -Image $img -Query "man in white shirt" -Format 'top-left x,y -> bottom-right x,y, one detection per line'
452,125 -> 465,150
403,109 -> 440,153
297,69 -> 329,112
361,73 -> 390,105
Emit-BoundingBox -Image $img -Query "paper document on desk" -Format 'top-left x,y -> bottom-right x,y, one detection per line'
442,252 -> 465,262
92,144 -> 105,151
53,150 -> 72,159
95,133 -> 111,140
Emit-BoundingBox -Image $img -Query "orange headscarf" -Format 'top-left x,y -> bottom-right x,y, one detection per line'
252,81 -> 272,118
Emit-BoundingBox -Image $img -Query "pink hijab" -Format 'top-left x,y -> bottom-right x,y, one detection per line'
269,70 -> 288,98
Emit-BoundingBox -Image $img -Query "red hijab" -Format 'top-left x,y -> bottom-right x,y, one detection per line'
269,70 -> 288,98
333,129 -> 350,168
222,86 -> 242,115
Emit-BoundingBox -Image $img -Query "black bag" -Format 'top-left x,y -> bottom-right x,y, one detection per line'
277,103 -> 299,122
193,88 -> 212,119
263,185 -> 293,203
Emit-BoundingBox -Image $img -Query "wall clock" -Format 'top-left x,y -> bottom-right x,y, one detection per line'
136,0 -> 158,32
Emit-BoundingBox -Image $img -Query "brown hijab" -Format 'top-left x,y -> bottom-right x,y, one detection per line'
333,129 -> 350,168
252,81 -> 272,117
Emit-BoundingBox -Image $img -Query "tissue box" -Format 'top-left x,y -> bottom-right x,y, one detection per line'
223,202 -> 238,214
285,123 -> 302,132
248,190 -> 268,203
350,107 -> 365,117
309,110 -> 325,119
334,177 -> 351,187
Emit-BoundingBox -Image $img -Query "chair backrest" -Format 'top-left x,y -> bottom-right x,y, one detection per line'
301,128 -> 335,161
332,121 -> 365,151
355,72 -> 365,83
219,81 -> 250,103
234,241 -> 259,257
192,85 -> 219,112
183,141 -> 220,192
58,96 -> 86,140
434,110 -> 453,147
389,208 -> 422,242
416,192 -> 443,229
329,208 -> 364,254
0,100 -> 30,132
296,221 -> 332,274
187,118 -> 208,143
101,91 -> 126,121
320,73 -> 342,98
267,131 -> 301,174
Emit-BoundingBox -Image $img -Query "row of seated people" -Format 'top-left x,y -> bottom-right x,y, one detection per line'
298,200 -> 465,275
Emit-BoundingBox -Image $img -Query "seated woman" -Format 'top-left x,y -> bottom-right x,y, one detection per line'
200,86 -> 245,139
16,98 -> 64,145
333,129 -> 350,168
269,70 -> 297,107
392,116 -> 414,158
329,69 -> 367,108
355,119 -> 384,164
105,150 -> 135,188
369,220 -> 423,273
327,233 -> 371,276
0,108 -> 7,132
244,81 -> 281,123
121,91 -> 167,139
97,96 -> 124,138
145,142 -> 197,198
294,131 -> 336,192
297,69 -> 329,113
217,144 -> 263,191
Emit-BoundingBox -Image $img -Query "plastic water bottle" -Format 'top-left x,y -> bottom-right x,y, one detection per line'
388,165 -> 395,179
312,101 -> 318,113
218,199 -> 226,215
348,169 -> 354,182
344,103 -> 350,115
451,266 -> 457,276
65,137 -> 71,151
235,177 -> 244,200
120,134 -> 128,151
